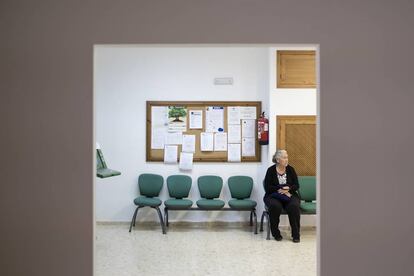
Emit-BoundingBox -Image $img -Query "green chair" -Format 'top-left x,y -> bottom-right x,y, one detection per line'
228,176 -> 258,234
164,175 -> 193,227
298,176 -> 317,214
196,176 -> 225,210
129,173 -> 166,234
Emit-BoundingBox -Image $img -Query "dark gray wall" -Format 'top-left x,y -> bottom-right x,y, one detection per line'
1,1 -> 413,275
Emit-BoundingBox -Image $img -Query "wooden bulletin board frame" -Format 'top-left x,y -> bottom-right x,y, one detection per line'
146,101 -> 262,162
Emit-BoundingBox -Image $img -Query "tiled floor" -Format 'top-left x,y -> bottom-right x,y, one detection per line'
95,223 -> 316,276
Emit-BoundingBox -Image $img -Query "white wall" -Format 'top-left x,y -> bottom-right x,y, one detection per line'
94,45 -> 316,226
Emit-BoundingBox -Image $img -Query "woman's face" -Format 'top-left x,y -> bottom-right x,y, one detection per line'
277,152 -> 289,167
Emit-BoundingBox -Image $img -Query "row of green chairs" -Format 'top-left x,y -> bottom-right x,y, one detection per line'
129,174 -> 258,234
259,176 -> 317,240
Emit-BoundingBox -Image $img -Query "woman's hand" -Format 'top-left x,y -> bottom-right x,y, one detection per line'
277,189 -> 292,197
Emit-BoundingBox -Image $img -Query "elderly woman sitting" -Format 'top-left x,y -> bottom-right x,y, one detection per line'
263,150 -> 301,242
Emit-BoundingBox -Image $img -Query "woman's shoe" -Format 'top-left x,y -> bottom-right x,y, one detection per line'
292,238 -> 300,243
274,235 -> 283,241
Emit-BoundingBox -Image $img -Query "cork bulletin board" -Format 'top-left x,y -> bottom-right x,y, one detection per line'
146,101 -> 261,162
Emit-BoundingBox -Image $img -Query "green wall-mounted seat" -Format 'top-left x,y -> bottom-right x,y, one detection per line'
196,176 -> 225,210
96,148 -> 121,178
129,173 -> 166,234
298,176 -> 316,214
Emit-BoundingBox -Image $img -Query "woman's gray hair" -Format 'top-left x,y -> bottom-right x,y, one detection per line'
272,149 -> 287,164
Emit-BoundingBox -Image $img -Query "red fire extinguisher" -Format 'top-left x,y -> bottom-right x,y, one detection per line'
258,112 -> 269,145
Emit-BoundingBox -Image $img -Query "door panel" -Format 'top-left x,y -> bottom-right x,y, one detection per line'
277,116 -> 316,176
277,51 -> 316,88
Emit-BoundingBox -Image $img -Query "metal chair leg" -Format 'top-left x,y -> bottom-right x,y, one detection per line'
164,207 -> 169,227
253,209 -> 258,234
260,211 -> 265,232
249,211 -> 253,226
129,206 -> 139,232
155,206 -> 166,234
133,207 -> 141,227
265,212 -> 271,240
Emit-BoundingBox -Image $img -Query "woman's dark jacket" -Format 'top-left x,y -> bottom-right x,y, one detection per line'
263,164 -> 300,197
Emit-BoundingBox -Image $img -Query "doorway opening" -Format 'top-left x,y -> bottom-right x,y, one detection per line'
93,44 -> 320,276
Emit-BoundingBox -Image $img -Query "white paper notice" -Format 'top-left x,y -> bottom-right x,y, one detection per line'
179,152 -> 193,171
165,132 -> 183,145
227,106 -> 240,125
242,119 -> 255,138
228,143 -> 241,162
189,110 -> 203,129
152,128 -> 168,149
228,124 -> 241,143
164,145 -> 178,164
242,138 -> 255,157
239,106 -> 257,120
205,106 -> 224,133
200,132 -> 214,151
151,106 -> 169,149
152,106 -> 169,125
182,134 -> 196,153
214,132 -> 228,151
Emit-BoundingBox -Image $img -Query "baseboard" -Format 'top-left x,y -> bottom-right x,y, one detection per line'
96,221 -> 316,230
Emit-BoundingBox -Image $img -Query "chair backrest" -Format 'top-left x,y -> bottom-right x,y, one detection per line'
167,175 -> 192,199
138,173 -> 163,197
298,176 -> 316,202
197,175 -> 223,199
228,176 -> 253,199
